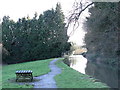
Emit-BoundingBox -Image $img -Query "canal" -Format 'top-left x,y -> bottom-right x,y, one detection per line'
69,55 -> 118,88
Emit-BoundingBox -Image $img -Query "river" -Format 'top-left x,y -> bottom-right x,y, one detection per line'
69,55 -> 119,88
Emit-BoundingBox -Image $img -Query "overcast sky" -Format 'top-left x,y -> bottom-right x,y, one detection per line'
0,0 -> 77,21
0,0 -> 91,46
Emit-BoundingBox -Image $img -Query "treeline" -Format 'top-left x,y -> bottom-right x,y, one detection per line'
2,3 -> 71,64
84,2 -> 119,67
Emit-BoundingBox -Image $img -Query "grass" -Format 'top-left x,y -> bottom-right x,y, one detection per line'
55,58 -> 110,89
2,58 -> 54,88
0,65 -> 2,90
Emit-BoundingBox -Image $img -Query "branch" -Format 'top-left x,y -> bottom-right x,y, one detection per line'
67,2 -> 94,36
77,2 -> 94,20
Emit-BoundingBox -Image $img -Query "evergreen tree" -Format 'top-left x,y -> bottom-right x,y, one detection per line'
2,3 -> 71,64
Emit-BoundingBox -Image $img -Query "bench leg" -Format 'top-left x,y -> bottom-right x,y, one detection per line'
16,78 -> 18,82
30,76 -> 33,82
30,74 -> 33,82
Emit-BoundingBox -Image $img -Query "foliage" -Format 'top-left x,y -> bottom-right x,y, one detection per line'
2,58 -> 53,88
0,23 -> 1,43
2,3 -> 71,64
84,2 -> 119,66
55,59 -> 109,88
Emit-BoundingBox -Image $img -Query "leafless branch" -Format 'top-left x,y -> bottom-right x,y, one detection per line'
67,1 -> 94,36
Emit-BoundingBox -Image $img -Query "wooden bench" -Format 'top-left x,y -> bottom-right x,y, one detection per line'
15,70 -> 33,82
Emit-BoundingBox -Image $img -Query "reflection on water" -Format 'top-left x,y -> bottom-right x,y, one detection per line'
69,55 -> 118,88
69,55 -> 87,74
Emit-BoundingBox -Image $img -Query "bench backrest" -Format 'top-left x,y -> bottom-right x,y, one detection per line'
16,70 -> 32,74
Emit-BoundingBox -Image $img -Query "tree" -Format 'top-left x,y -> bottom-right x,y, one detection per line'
84,2 -> 119,66
67,1 -> 94,36
2,3 -> 71,64
0,23 -> 2,43
67,1 -> 119,66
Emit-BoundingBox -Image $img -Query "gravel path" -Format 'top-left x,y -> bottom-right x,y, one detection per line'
15,58 -> 61,89
32,58 -> 61,88
17,58 -> 61,88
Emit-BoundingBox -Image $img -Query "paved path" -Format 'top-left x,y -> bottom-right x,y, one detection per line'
18,58 -> 61,88
32,58 -> 61,88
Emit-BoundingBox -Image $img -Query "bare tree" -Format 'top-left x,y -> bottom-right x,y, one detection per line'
67,0 -> 94,36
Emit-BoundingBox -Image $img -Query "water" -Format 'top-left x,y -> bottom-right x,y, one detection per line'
69,55 -> 118,88
69,55 -> 87,74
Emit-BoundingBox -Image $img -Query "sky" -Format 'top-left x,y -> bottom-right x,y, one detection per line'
0,0 -> 91,46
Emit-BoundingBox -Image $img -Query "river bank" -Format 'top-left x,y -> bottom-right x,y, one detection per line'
55,58 -> 109,88
63,55 -> 119,89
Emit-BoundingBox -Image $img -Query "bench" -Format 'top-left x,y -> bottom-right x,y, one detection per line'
15,70 -> 33,82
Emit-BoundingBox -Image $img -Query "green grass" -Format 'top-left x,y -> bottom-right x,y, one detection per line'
55,58 -> 109,89
0,65 -> 1,88
2,58 -> 54,88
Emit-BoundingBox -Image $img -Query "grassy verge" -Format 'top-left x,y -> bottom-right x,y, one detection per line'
2,58 -> 54,88
0,65 -> 2,90
55,58 -> 109,89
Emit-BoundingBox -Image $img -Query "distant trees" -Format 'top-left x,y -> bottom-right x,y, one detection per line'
2,3 -> 71,64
